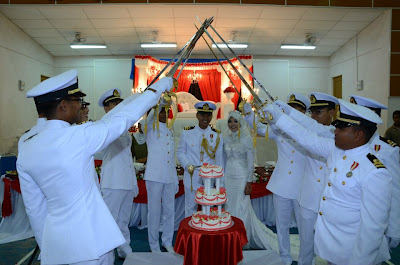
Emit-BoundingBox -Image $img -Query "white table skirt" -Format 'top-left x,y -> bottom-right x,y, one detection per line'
0,175 -> 33,244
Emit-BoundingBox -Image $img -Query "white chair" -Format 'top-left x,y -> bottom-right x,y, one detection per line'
171,91 -> 221,126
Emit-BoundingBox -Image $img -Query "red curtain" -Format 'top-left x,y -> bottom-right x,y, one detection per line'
228,73 -> 242,109
134,66 -> 139,89
174,69 -> 221,117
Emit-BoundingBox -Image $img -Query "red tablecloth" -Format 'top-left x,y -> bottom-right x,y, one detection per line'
174,216 -> 248,265
2,176 -> 21,218
250,181 -> 272,199
133,179 -> 184,203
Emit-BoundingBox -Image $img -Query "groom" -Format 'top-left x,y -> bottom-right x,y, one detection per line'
177,101 -> 224,217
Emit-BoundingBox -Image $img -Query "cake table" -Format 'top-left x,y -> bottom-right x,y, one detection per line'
174,216 -> 248,265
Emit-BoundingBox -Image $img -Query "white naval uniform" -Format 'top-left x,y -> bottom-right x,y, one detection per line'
144,116 -> 177,252
287,109 -> 335,265
17,90 -> 160,265
370,132 -> 400,242
274,113 -> 392,265
100,130 -> 137,258
176,125 -> 224,217
244,114 -> 305,265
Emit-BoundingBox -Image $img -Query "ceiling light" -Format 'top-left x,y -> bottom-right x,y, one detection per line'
69,32 -> 106,49
280,45 -> 316,50
141,43 -> 177,48
212,43 -> 248,49
70,44 -> 107,49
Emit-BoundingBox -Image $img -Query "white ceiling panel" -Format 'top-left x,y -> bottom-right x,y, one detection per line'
50,19 -> 93,29
172,6 -> 217,19
34,37 -> 69,45
0,6 -> 45,19
323,30 -> 359,39
83,7 -> 130,19
295,20 -> 336,30
96,28 -> 136,37
275,50 -> 310,56
133,17 -> 174,28
22,28 -> 63,38
255,19 -> 299,29
331,21 -> 370,31
102,36 -> 140,44
0,4 -> 386,57
302,8 -> 349,21
129,6 -> 174,18
12,19 -> 54,29
58,28 -> 99,38
317,38 -> 349,46
259,7 -> 306,20
40,6 -> 87,19
90,18 -> 133,29
252,28 -> 291,38
341,10 -> 382,22
217,6 -> 263,19
216,18 -> 258,28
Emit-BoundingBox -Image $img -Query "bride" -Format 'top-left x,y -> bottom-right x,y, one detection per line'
223,110 -> 280,251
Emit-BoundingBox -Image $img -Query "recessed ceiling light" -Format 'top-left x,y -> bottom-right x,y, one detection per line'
280,45 -> 316,50
141,43 -> 177,48
212,43 -> 248,49
70,44 -> 107,49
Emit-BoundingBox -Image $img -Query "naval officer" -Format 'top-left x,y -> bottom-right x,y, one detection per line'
243,93 -> 309,265
98,88 -> 139,259
266,99 -> 392,265
276,92 -> 338,265
176,101 -> 224,217
349,95 -> 400,250
144,100 -> 178,253
17,69 -> 172,265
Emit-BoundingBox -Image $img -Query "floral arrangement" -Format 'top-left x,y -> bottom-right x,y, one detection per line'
223,86 -> 236,93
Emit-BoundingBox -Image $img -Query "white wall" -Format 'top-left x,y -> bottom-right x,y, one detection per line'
329,10 -> 391,135
53,56 -> 134,121
0,12 -> 53,154
253,56 -> 329,101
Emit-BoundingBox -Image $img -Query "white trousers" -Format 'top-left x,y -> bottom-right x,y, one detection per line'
273,194 -> 300,265
184,186 -> 198,218
298,206 -> 317,265
44,251 -> 114,265
101,189 -> 134,258
146,180 -> 175,252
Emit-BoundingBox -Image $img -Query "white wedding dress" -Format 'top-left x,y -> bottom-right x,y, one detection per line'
223,128 -> 300,259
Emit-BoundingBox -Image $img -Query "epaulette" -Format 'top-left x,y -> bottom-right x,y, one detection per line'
380,136 -> 398,147
211,126 -> 220,134
184,126 -> 195,130
23,133 -> 38,142
367,153 -> 386,169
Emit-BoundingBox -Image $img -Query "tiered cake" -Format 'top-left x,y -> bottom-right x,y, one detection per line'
190,163 -> 232,231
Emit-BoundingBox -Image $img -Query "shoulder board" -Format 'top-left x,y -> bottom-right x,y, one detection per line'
367,153 -> 386,169
23,129 -> 30,134
380,136 -> 398,147
184,126 -> 195,130
23,133 -> 38,142
211,126 -> 220,133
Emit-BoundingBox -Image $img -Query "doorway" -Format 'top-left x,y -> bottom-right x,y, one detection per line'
333,75 -> 342,99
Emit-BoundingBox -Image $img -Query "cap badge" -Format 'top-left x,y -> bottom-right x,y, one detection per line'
113,89 -> 120,97
350,97 -> 357,104
289,94 -> 296,101
310,94 -> 316,104
203,103 -> 210,110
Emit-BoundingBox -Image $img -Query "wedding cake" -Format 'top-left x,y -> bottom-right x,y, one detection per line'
190,163 -> 232,231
